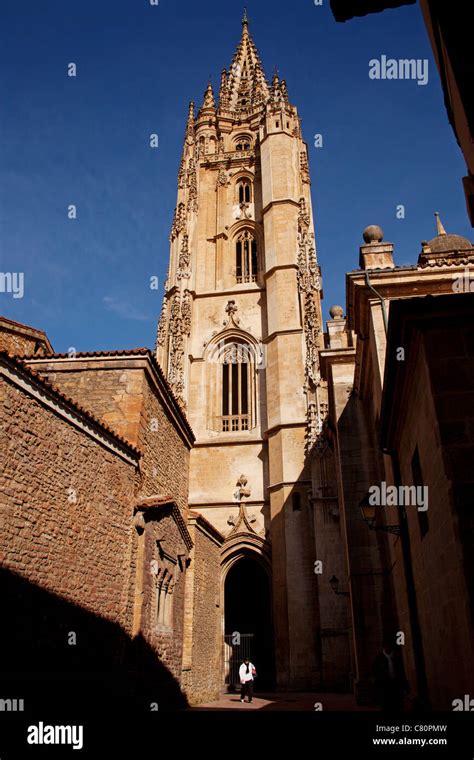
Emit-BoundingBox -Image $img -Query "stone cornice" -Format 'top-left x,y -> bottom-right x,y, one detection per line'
262,327 -> 302,344
264,421 -> 306,438
263,263 -> 298,281
262,198 -> 300,216
319,346 -> 356,381
346,264 -> 474,337
135,498 -> 194,551
267,478 -> 311,493
192,437 -> 263,448
190,285 -> 264,299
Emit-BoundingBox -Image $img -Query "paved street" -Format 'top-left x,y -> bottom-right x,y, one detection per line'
190,691 -> 377,711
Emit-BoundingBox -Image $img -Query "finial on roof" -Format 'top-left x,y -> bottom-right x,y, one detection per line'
202,82 -> 215,110
242,8 -> 249,26
435,212 -> 447,236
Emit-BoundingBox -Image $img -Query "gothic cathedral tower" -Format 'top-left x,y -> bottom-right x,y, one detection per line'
156,13 -> 327,689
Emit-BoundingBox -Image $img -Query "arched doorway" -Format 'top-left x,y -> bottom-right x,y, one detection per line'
224,555 -> 275,690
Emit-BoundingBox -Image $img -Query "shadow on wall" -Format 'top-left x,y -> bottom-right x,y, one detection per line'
0,567 -> 188,712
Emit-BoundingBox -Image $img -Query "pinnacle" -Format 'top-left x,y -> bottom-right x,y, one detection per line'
435,211 -> 447,236
224,13 -> 269,112
201,81 -> 216,110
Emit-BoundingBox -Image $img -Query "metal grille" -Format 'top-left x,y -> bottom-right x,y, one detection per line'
223,633 -> 255,688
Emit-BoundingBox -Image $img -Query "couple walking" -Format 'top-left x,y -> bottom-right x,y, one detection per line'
239,656 -> 257,703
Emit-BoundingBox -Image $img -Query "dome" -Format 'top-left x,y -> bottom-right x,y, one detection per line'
426,233 -> 473,254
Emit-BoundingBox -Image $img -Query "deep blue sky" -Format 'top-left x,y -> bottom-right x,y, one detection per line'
0,0 -> 471,353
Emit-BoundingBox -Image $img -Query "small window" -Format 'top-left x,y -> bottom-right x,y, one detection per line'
157,571 -> 172,627
236,231 -> 258,283
238,180 -> 251,204
292,493 -> 301,512
235,136 -> 252,152
276,121 -> 279,128
286,121 -> 290,129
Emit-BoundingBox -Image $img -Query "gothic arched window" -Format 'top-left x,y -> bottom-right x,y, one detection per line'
235,136 -> 252,152
207,336 -> 260,434
221,344 -> 250,432
236,230 -> 257,284
238,180 -> 251,204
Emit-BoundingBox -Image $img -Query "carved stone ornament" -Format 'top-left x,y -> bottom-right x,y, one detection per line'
223,300 -> 240,327
217,169 -> 228,187
166,289 -> 192,403
177,234 -> 191,279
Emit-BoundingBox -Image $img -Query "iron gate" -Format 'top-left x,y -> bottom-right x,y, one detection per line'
223,633 -> 255,688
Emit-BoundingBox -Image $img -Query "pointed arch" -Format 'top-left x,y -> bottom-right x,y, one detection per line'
204,324 -> 263,434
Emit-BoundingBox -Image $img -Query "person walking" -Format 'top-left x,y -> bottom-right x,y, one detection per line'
373,637 -> 410,712
239,657 -> 256,703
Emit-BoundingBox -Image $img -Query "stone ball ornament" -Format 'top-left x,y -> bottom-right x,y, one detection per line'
363,225 -> 384,244
329,304 -> 344,319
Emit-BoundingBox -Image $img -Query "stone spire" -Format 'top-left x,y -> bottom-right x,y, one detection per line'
435,211 -> 447,236
201,81 -> 216,111
225,13 -> 270,112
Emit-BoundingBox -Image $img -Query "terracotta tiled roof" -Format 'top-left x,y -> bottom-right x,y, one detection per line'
0,351 -> 141,458
39,348 -> 150,359
419,255 -> 474,268
0,314 -> 50,335
0,314 -> 54,352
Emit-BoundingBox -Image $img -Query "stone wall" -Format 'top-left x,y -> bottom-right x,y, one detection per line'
26,357 -> 193,515
393,326 -> 474,708
138,508 -> 190,689
181,514 -> 223,704
136,371 -> 191,514
0,317 -> 50,357
26,363 -> 144,447
0,367 -> 138,649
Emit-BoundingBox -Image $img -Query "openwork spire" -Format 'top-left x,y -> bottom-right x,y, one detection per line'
224,14 -> 270,113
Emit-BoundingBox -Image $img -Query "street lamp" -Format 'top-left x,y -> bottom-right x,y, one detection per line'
359,493 -> 400,535
329,574 -> 350,597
